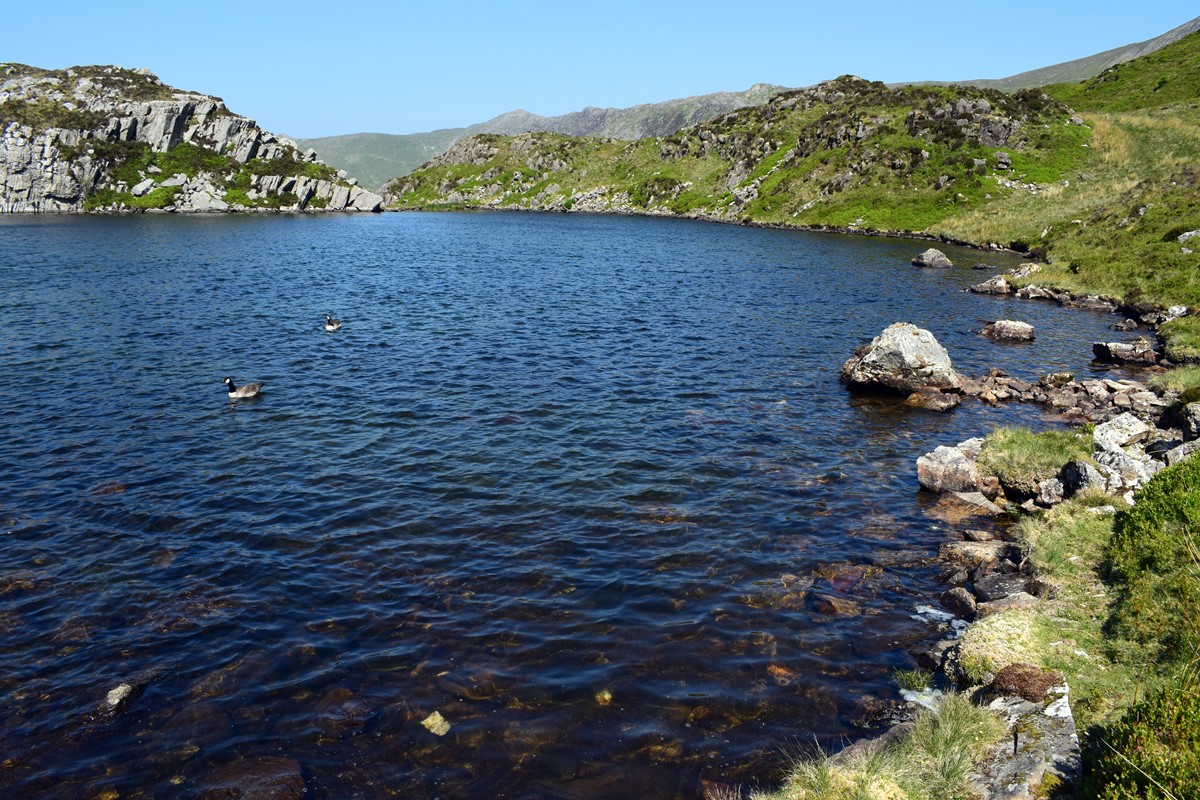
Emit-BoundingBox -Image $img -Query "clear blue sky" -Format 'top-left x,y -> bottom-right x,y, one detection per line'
3,1 -> 1197,138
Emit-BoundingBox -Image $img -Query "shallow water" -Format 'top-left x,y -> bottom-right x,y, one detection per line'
0,212 -> 1132,798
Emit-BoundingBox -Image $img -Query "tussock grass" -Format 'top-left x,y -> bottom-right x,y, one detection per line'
1148,364 -> 1200,394
1159,318 -> 1200,364
751,694 -> 1004,800
977,426 -> 1092,498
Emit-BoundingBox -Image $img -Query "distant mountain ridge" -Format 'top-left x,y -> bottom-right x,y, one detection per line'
928,14 -> 1200,91
296,84 -> 786,190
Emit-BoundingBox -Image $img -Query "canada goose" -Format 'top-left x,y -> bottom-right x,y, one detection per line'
224,377 -> 264,399
324,314 -> 342,332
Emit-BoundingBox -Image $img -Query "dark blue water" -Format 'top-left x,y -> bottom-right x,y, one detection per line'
0,212 -> 1128,798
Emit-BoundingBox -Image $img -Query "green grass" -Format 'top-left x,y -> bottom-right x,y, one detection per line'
893,669 -> 933,692
976,426 -> 1093,498
1084,668 -> 1200,799
387,77 -> 1081,235
995,458 -> 1200,796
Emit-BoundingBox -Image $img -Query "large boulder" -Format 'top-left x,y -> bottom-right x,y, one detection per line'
912,248 -> 953,267
842,323 -> 961,393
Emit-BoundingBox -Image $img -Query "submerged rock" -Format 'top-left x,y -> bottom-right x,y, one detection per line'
201,756 -> 305,800
904,388 -> 961,411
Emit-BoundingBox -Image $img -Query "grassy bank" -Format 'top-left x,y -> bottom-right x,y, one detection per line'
749,429 -> 1200,799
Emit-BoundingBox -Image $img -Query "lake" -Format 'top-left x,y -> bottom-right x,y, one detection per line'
0,212 -> 1130,798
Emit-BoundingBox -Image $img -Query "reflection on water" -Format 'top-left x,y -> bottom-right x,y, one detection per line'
0,212 -> 1131,797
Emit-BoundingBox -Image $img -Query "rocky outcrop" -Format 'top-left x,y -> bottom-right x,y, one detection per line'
1,64 -> 382,213
842,323 -> 962,394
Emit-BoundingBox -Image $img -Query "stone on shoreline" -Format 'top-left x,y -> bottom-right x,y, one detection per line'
1092,338 -> 1157,365
969,275 -> 1013,295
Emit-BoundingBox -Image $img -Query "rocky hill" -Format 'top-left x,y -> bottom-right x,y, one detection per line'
385,76 -> 1084,236
297,84 -> 786,189
0,64 -> 384,213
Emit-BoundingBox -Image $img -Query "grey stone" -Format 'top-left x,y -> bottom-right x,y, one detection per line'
940,587 -> 977,620
1094,448 -> 1162,493
1165,439 -> 1200,466
1037,477 -> 1065,507
976,591 -> 1039,618
1059,460 -> 1107,497
1092,340 -> 1157,365
130,178 -> 156,197
978,687 -> 1080,800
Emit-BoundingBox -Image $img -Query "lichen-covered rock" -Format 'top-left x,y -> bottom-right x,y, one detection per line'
842,323 -> 961,393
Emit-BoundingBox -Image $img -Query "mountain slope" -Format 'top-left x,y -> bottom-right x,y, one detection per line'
0,63 -> 383,213
1042,29 -> 1200,111
912,14 -> 1200,91
945,14 -> 1200,90
298,84 -> 787,188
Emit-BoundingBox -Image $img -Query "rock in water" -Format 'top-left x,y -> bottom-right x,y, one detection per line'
981,320 -> 1035,341
842,322 -> 961,393
911,248 -> 953,267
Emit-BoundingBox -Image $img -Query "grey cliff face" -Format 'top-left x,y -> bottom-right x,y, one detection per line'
0,65 -> 383,213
